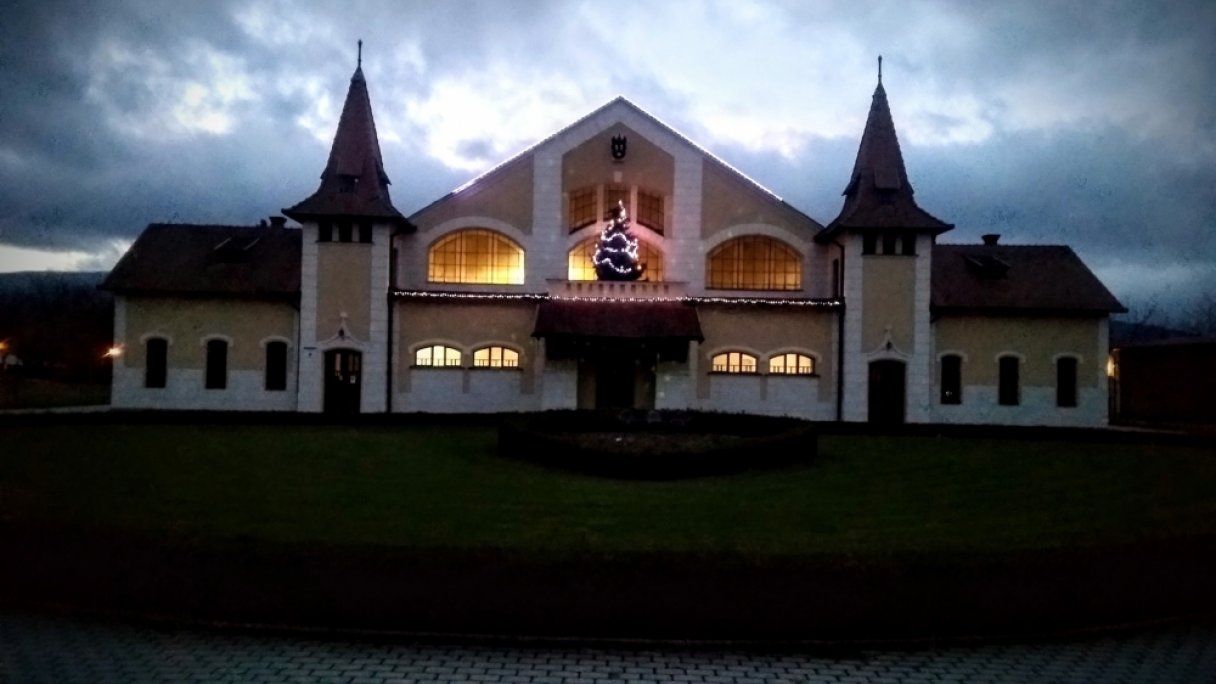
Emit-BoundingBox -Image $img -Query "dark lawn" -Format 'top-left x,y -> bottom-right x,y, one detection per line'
0,379 -> 108,410
2,423 -> 1213,558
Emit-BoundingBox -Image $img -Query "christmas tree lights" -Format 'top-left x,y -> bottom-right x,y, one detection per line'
592,201 -> 645,281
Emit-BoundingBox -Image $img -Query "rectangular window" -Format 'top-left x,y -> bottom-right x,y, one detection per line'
940,355 -> 961,404
603,185 -> 629,219
862,234 -> 877,255
1057,357 -> 1078,407
636,190 -> 664,234
998,356 -> 1019,406
358,222 -> 373,244
568,187 -> 596,230
205,339 -> 228,390
265,341 -> 288,391
318,222 -> 333,242
882,232 -> 898,255
337,222 -> 353,242
901,234 -> 917,256
145,338 -> 167,388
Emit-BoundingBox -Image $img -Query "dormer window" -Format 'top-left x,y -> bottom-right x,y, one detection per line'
966,255 -> 1010,279
338,174 -> 358,192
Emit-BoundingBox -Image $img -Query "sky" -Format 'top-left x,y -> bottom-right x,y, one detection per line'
1,0 -> 1213,316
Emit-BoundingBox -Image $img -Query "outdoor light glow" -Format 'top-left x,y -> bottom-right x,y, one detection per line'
104,345 -> 123,359
1106,355 -> 1116,378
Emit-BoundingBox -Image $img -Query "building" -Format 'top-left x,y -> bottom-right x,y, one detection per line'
102,56 -> 1125,425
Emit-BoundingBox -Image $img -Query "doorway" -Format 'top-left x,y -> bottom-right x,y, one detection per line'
576,343 -> 657,410
868,359 -> 906,424
324,349 -> 362,414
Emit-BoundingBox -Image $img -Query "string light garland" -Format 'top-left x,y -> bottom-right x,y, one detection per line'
391,290 -> 842,307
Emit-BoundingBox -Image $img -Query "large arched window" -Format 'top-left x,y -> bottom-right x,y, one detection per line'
428,229 -> 524,284
706,236 -> 801,291
567,237 -> 664,282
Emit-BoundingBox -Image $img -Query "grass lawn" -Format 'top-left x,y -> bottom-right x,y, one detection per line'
0,378 -> 109,410
2,423 -> 1214,558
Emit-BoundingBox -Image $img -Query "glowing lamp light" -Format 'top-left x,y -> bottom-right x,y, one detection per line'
1106,355 -> 1116,378
104,345 -> 123,359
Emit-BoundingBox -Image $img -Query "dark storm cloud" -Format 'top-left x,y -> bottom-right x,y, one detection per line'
0,0 -> 1212,313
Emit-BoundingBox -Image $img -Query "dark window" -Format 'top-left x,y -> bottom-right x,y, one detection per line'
145,338 -> 167,388
940,355 -> 962,404
998,356 -> 1019,406
882,232 -> 898,255
1057,357 -> 1078,407
636,189 -> 664,234
862,234 -> 877,255
358,221 -> 373,243
318,222 -> 333,242
265,341 -> 288,391
337,222 -> 353,242
901,234 -> 917,256
205,339 -> 228,390
568,186 -> 596,230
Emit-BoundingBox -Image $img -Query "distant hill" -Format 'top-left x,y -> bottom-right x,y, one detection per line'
1110,320 -> 1198,347
0,271 -> 113,381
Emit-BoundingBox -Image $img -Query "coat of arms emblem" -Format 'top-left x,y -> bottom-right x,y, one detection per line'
610,135 -> 627,161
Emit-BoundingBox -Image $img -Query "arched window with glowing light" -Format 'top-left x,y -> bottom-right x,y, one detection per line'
427,229 -> 525,285
414,344 -> 462,367
567,236 -> 664,281
768,352 -> 815,375
706,236 -> 802,291
473,346 -> 520,368
710,351 -> 758,374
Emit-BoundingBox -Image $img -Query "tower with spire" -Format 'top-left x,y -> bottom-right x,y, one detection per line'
284,42 -> 411,414
819,57 -> 953,424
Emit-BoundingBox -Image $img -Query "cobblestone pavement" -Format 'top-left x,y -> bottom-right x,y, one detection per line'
2,613 -> 1214,684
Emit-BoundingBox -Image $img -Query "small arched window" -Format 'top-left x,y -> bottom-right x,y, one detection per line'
706,236 -> 801,291
768,353 -> 815,375
415,344 -> 462,367
711,351 -> 757,374
205,339 -> 228,389
473,346 -> 520,368
428,229 -> 524,284
265,340 -> 288,391
144,338 -> 168,388
567,237 -> 664,282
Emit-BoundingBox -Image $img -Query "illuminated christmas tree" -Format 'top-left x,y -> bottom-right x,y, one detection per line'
593,200 -> 645,281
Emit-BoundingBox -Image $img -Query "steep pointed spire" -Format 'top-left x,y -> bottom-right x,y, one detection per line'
284,42 -> 407,226
822,61 -> 951,237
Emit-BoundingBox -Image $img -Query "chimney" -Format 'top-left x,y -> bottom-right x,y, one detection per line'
269,216 -> 288,229
981,233 -> 1000,246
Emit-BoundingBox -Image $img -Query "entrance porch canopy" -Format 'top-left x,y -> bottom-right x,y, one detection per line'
532,300 -> 704,361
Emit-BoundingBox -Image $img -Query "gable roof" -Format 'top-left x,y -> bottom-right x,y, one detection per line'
820,79 -> 951,239
283,63 -> 407,226
413,96 -> 822,230
932,244 -> 1125,315
101,223 -> 300,298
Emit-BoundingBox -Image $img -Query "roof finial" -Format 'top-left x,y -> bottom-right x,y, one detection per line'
357,39 -> 363,69
878,54 -> 883,84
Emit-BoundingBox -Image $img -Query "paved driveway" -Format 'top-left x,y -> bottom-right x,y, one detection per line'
2,613 -> 1214,683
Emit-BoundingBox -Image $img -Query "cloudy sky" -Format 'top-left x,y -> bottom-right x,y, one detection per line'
1,0 -> 1212,314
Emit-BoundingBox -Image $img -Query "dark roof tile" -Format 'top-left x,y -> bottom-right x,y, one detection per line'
932,244 -> 1124,314
101,223 -> 300,298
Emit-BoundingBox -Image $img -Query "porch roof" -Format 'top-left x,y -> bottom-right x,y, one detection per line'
532,300 -> 704,342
